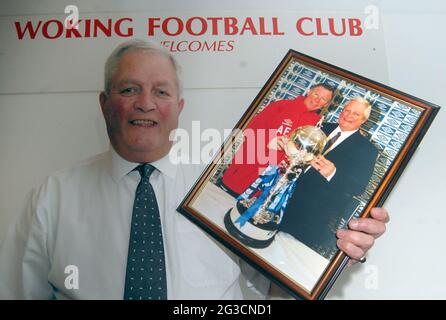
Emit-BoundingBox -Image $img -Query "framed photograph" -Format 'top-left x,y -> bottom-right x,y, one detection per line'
177,50 -> 440,300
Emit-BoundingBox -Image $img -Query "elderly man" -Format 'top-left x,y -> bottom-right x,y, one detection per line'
279,97 -> 380,261
222,83 -> 334,196
0,40 -> 388,299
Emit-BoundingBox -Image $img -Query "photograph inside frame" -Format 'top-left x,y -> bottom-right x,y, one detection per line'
183,50 -> 435,298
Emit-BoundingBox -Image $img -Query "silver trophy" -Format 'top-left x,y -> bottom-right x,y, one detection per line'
224,124 -> 328,248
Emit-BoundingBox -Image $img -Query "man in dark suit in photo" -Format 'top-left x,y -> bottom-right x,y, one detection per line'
278,97 -> 378,259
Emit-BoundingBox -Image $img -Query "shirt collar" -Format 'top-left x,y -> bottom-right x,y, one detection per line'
329,126 -> 358,138
150,152 -> 177,179
107,146 -> 177,182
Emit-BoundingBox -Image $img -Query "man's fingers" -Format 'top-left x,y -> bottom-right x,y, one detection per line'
310,160 -> 321,170
317,157 -> 330,166
278,140 -> 287,150
277,136 -> 289,151
312,156 -> 333,169
336,229 -> 375,252
336,209 -> 390,265
311,157 -> 326,168
370,207 -> 390,223
348,217 -> 386,238
336,238 -> 366,261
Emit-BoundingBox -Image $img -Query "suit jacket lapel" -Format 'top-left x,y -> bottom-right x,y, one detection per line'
325,130 -> 361,163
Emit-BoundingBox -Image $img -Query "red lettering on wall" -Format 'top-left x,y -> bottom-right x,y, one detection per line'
186,17 -> 207,36
93,19 -> 112,37
42,20 -> 64,39
272,17 -> 285,35
66,20 -> 82,38
160,40 -> 236,52
147,18 -> 161,36
204,41 -> 217,51
315,18 -> 328,36
349,18 -> 363,36
240,17 -> 258,35
226,40 -> 235,51
296,17 -> 363,37
224,17 -> 238,35
258,17 -> 271,35
296,17 -> 313,36
84,19 -> 91,37
328,18 -> 346,36
163,17 -> 183,36
207,17 -> 222,35
14,18 -> 134,39
14,20 -> 42,39
149,16 -> 283,37
115,18 -> 133,37
13,15 -> 363,41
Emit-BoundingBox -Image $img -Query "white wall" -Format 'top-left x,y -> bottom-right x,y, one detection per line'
328,9 -> 446,300
1,0 -> 445,299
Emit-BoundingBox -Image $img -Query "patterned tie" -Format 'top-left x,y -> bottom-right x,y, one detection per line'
124,163 -> 167,300
323,131 -> 342,155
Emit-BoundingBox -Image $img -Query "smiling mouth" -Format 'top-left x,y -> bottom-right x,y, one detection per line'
129,120 -> 158,127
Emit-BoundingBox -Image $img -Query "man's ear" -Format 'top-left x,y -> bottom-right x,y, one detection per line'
361,114 -> 369,126
99,92 -> 107,115
178,98 -> 185,113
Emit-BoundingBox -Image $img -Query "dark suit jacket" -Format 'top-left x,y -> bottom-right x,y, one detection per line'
279,123 -> 378,259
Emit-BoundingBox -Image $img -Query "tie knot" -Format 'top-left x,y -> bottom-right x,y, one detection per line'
332,131 -> 342,140
323,131 -> 342,154
136,163 -> 156,179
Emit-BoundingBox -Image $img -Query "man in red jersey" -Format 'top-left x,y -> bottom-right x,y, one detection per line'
222,83 -> 334,196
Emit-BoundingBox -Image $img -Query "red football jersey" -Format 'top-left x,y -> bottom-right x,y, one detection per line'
222,96 -> 320,195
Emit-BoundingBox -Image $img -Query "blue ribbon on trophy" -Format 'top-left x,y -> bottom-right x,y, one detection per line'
235,164 -> 299,227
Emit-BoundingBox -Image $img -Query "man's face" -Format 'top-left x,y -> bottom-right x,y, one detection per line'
100,50 -> 184,163
303,86 -> 333,111
338,100 -> 368,131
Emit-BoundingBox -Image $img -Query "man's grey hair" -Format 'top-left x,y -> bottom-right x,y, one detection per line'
348,96 -> 372,120
103,39 -> 183,98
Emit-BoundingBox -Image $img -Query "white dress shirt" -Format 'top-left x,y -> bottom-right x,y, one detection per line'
323,126 -> 358,155
0,148 -> 269,299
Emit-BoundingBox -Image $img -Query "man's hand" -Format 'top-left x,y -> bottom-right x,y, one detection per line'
310,155 -> 336,178
336,207 -> 389,266
267,136 -> 288,152
268,208 -> 389,298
